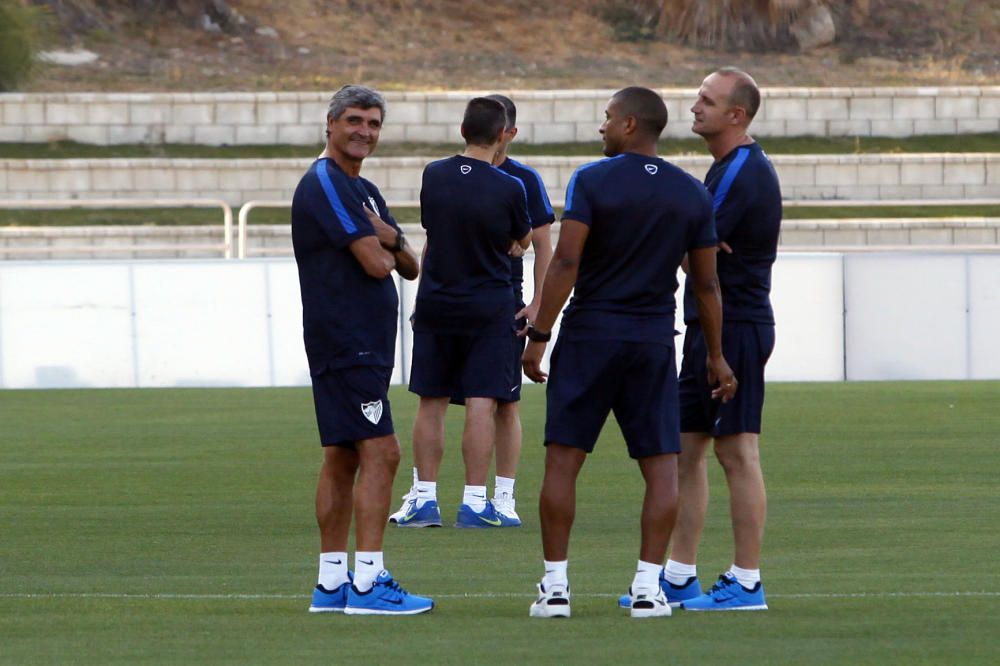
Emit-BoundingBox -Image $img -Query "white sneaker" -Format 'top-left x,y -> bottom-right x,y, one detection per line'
629,584 -> 672,618
529,581 -> 571,618
493,496 -> 522,527
387,486 -> 416,523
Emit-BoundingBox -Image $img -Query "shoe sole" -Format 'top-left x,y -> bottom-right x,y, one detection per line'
454,521 -> 503,528
630,605 -> 672,618
308,606 -> 346,613
529,605 -> 571,618
619,600 -> 686,609
344,604 -> 434,616
395,520 -> 443,528
682,604 -> 768,611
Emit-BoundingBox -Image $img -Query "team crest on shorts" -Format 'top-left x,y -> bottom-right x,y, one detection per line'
361,400 -> 383,425
644,164 -> 658,175
460,164 -> 472,174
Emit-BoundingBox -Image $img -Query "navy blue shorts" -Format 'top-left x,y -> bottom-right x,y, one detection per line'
311,365 -> 395,448
409,330 -> 518,401
678,321 -> 775,437
544,339 -> 680,459
450,317 -> 526,406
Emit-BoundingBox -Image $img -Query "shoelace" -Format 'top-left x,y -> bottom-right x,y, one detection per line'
708,576 -> 738,600
380,577 -> 409,600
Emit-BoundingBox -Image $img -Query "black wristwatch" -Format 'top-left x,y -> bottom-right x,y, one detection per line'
526,325 -> 552,342
391,228 -> 406,252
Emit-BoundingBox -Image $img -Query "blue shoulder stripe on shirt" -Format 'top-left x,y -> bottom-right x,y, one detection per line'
492,164 -> 533,226
314,160 -> 358,234
508,158 -> 554,216
565,155 -> 625,209
712,147 -> 751,214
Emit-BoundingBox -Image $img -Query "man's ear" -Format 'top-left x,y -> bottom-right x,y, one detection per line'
730,106 -> 748,126
624,115 -> 638,135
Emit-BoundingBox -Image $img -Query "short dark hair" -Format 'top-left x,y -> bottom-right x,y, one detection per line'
715,67 -> 760,120
485,94 -> 516,130
461,97 -> 507,146
327,84 -> 386,121
611,86 -> 668,138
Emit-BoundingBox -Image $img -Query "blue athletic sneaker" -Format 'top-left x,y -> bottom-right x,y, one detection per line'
308,571 -> 354,613
454,501 -> 504,528
344,570 -> 434,616
681,573 -> 768,611
394,499 -> 442,528
618,573 -> 702,609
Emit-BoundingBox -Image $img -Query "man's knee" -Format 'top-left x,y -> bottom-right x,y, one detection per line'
714,434 -> 761,473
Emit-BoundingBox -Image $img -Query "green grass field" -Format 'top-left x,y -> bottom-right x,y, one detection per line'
2,382 -> 998,664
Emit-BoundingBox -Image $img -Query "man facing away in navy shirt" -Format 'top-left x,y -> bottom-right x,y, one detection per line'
291,85 -> 432,616
398,97 -> 532,529
521,86 -> 737,619
668,68 -> 783,612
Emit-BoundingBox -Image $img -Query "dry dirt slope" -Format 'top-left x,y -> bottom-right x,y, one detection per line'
23,0 -> 1000,92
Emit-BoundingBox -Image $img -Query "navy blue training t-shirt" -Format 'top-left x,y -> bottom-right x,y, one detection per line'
291,158 -> 401,374
682,142 -> 782,325
498,157 -> 556,303
414,155 -> 532,334
559,152 -> 717,345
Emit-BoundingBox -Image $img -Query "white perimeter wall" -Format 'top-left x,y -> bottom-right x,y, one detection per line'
1,252 -> 997,389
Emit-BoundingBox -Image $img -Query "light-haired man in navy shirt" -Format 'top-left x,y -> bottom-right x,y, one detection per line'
522,86 -> 737,619
292,85 -> 432,616
398,97 -> 532,529
669,68 -> 782,612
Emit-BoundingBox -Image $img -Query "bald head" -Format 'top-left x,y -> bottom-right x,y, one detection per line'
610,86 -> 669,139
713,67 -> 760,121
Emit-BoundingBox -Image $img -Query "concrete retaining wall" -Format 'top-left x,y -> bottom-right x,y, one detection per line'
2,153 -> 998,206
1,87 -> 998,145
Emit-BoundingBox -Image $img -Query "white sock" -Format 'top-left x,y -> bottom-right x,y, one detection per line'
415,480 -> 436,508
354,551 -> 385,592
494,475 -> 515,501
409,467 -> 418,492
317,551 -> 349,590
542,560 -> 568,588
463,485 -> 488,511
729,564 -> 760,590
664,559 -> 697,586
631,560 -> 662,591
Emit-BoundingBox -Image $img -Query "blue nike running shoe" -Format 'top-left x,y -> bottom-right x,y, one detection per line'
454,500 -> 504,528
308,571 -> 354,613
344,570 -> 434,616
394,499 -> 442,528
681,572 -> 768,611
618,573 -> 703,609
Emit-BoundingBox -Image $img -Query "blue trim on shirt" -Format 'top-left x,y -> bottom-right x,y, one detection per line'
509,158 -> 554,216
565,155 -> 623,209
315,160 -> 358,234
712,147 -> 751,214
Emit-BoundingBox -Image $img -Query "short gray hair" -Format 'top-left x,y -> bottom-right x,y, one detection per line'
327,85 -> 386,121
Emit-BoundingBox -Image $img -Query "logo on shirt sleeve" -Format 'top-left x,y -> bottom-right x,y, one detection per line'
644,164 -> 659,175
460,164 -> 472,175
361,400 -> 384,425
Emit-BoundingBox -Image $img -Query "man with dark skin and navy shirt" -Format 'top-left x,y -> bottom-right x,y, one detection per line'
667,68 -> 782,612
521,86 -> 737,619
292,84 -> 432,616
398,97 -> 532,530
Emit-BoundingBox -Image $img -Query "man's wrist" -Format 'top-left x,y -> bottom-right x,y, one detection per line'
391,228 -> 405,252
526,325 -> 551,342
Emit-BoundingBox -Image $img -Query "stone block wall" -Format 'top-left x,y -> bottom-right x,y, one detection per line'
1,87 -> 998,146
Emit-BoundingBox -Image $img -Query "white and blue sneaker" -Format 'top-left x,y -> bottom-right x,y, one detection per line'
627,583 -> 672,618
454,501 -> 504,528
394,499 -> 442,528
492,495 -> 522,527
529,581 -> 571,618
618,573 -> 702,609
388,487 -> 417,524
308,571 -> 354,613
343,570 -> 434,616
681,572 -> 768,611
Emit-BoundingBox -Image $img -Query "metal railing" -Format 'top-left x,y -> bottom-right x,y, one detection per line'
0,198 -> 234,259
